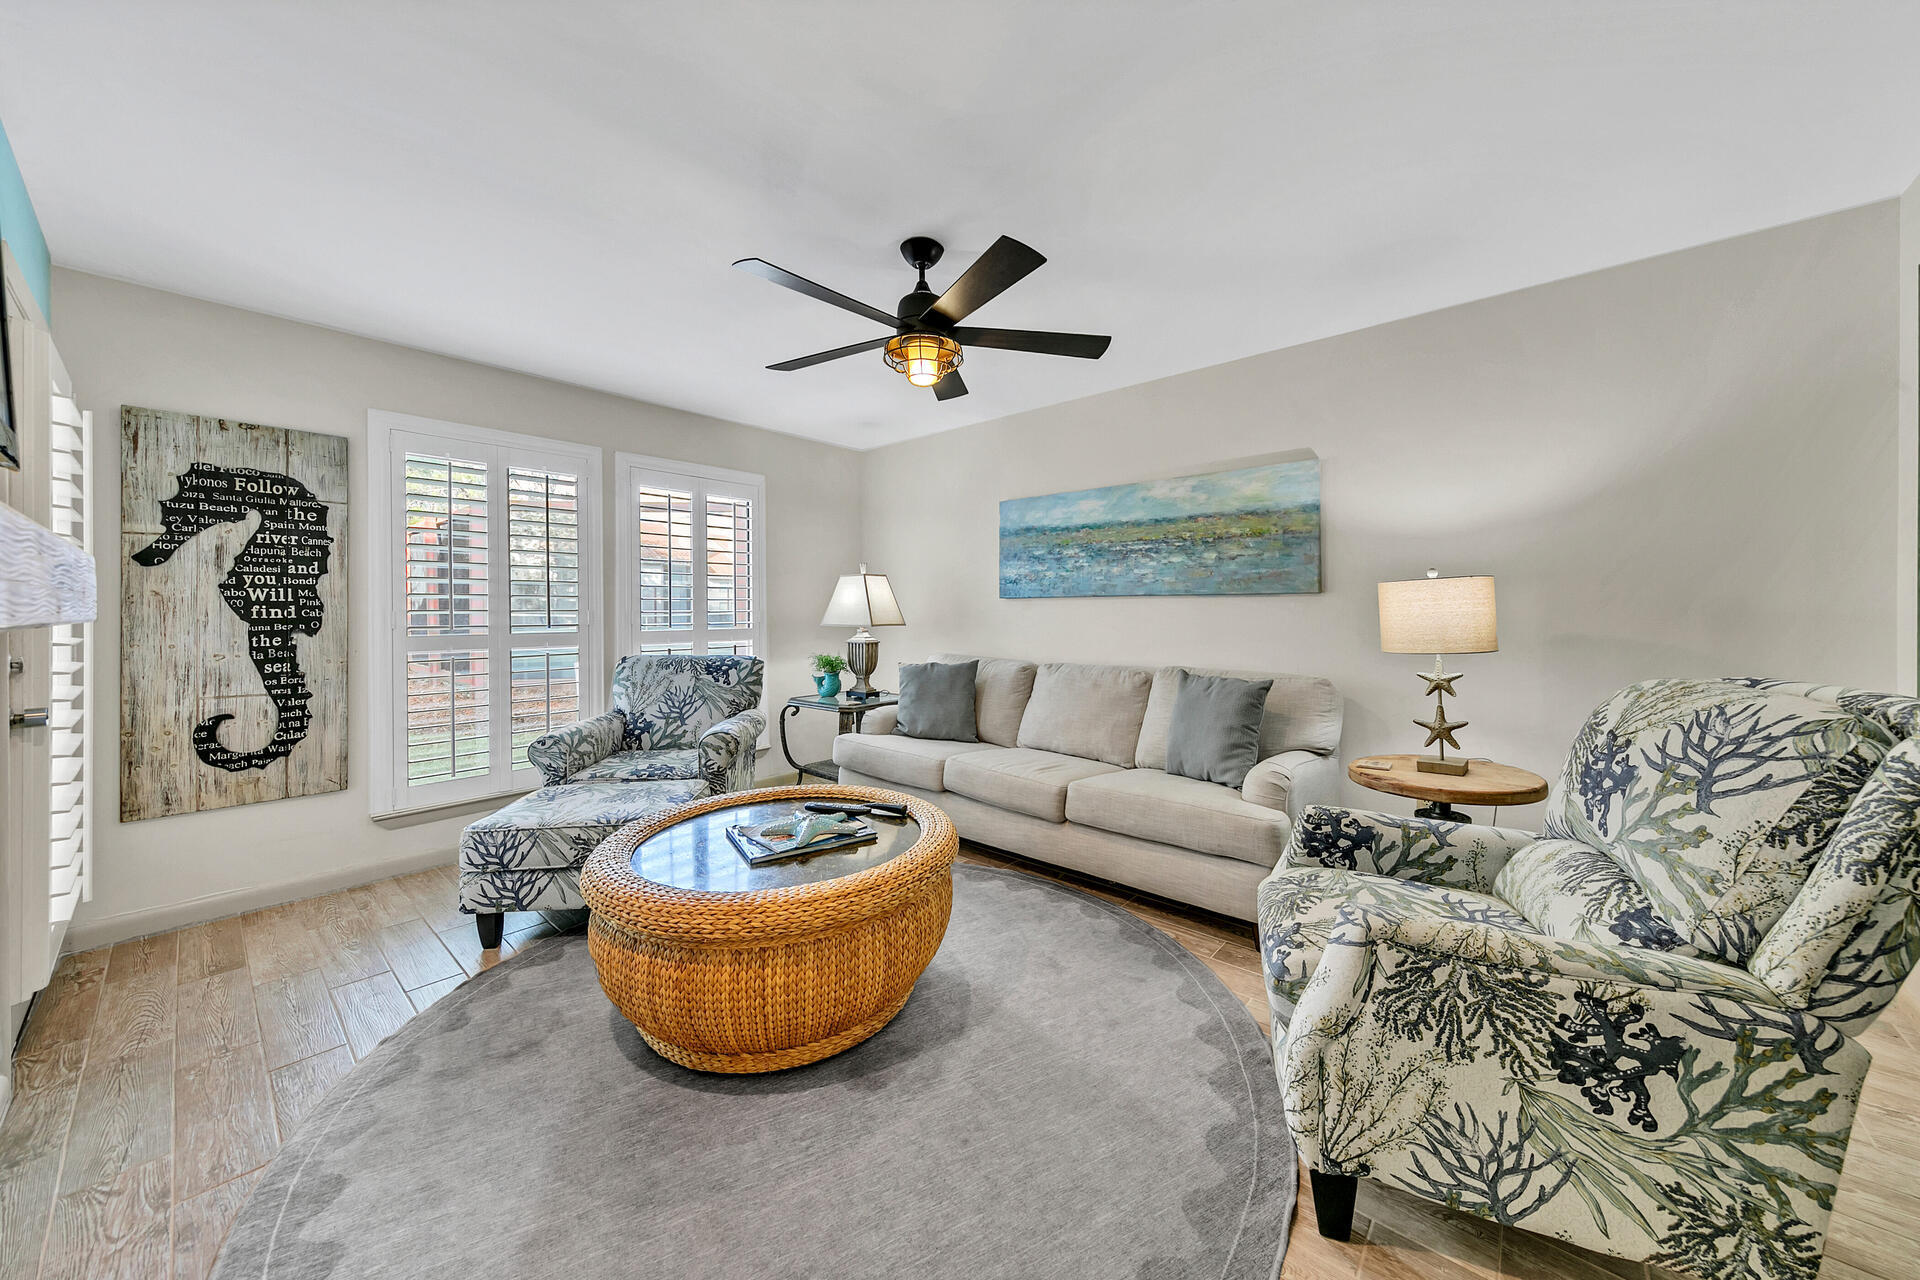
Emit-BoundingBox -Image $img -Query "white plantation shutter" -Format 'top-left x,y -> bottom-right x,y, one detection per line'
46,391 -> 92,941
369,413 -> 601,814
615,454 -> 765,665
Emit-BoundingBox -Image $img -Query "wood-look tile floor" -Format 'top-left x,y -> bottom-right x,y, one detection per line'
4,848 -> 1917,1280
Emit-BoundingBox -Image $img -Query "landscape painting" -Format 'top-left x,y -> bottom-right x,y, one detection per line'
999,458 -> 1321,598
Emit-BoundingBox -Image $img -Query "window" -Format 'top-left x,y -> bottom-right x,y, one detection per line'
368,411 -> 602,814
614,453 -> 766,665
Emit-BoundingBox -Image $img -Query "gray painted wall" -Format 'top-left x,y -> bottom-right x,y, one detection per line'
859,202 -> 1902,831
54,268 -> 865,946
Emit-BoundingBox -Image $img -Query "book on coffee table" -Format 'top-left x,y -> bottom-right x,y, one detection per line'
726,813 -> 878,865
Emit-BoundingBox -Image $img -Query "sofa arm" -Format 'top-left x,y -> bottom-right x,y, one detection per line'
527,710 -> 626,784
858,706 -> 899,735
699,709 -> 767,793
1284,805 -> 1535,894
1243,750 -> 1341,823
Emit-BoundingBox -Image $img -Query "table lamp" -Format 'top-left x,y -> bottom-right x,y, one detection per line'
1377,569 -> 1497,775
820,564 -> 904,698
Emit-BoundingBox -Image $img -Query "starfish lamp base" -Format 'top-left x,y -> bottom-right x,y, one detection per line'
1412,655 -> 1471,775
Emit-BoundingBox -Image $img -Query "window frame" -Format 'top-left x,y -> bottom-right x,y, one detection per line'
612,451 -> 767,666
366,410 -> 604,817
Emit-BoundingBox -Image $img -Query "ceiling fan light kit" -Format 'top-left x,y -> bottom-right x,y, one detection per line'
733,234 -> 1111,401
884,332 -> 963,387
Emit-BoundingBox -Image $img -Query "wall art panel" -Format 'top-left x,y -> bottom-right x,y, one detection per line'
999,458 -> 1321,598
120,405 -> 347,820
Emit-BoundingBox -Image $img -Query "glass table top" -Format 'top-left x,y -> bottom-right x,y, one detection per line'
785,691 -> 897,711
630,797 -> 923,893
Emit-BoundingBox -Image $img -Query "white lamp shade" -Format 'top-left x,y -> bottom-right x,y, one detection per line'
820,566 -> 905,628
1378,575 -> 1496,654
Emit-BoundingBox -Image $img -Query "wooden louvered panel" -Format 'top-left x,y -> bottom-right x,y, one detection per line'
404,454 -> 490,637
507,468 -> 580,633
52,777 -> 85,813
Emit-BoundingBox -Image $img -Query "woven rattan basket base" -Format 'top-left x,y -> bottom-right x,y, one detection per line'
635,987 -> 915,1072
580,785 -> 959,1074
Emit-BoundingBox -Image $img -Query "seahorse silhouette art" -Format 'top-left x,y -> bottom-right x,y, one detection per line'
130,462 -> 334,772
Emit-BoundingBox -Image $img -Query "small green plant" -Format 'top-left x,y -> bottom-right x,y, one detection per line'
810,653 -> 847,674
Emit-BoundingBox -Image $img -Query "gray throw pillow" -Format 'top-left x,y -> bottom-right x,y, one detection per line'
894,660 -> 980,742
1165,671 -> 1273,788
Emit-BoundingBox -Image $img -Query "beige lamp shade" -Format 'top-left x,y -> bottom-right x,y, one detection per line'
820,564 -> 905,630
1378,574 -> 1497,654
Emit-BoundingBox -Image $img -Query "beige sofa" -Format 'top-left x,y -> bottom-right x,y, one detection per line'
833,654 -> 1342,921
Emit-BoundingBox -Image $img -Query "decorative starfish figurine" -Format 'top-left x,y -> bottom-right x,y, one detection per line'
1415,709 -> 1468,752
1418,669 -> 1462,697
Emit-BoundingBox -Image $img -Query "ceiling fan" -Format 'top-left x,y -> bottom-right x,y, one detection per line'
732,235 -> 1111,401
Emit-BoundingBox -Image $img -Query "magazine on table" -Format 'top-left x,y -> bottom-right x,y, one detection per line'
727,812 -> 877,865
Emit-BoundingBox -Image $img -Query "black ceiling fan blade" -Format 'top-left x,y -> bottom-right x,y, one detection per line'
766,335 -> 895,372
932,370 -> 969,400
922,236 -> 1047,324
732,258 -> 901,328
951,327 -> 1111,359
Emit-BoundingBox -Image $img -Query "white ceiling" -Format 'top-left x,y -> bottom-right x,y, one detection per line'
5,2 -> 1920,451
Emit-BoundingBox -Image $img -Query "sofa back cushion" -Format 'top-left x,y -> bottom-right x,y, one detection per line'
1015,662 -> 1154,767
1136,666 -> 1341,769
612,654 -> 765,750
1542,678 -> 1905,964
931,654 -> 1037,747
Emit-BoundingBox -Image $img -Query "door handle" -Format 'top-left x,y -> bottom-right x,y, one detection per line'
9,708 -> 49,729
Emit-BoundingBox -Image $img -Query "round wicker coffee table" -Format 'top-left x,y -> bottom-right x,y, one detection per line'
579,784 -> 958,1074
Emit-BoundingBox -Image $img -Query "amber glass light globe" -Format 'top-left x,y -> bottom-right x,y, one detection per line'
884,333 -> 963,387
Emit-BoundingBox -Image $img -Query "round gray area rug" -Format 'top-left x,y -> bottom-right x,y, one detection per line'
213,864 -> 1294,1280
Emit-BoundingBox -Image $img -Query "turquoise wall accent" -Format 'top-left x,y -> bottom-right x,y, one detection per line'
0,114 -> 51,322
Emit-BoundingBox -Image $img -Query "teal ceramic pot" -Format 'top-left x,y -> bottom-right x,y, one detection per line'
814,672 -> 842,697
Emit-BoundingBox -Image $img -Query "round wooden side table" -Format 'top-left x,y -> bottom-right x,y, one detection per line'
579,784 -> 957,1074
1347,754 -> 1549,822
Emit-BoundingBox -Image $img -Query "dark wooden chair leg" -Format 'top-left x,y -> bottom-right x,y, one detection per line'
475,912 -> 504,950
1309,1170 -> 1357,1241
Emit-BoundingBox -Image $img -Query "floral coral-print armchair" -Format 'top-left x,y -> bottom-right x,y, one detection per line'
527,653 -> 766,795
1258,678 -> 1920,1280
456,655 -> 767,948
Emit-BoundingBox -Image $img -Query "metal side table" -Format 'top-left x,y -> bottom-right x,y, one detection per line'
779,691 -> 898,783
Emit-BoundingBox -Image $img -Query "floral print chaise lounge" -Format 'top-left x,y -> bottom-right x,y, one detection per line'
1259,678 -> 1920,1280
458,654 -> 765,947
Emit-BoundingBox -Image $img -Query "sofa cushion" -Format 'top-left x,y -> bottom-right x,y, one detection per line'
944,747 -> 1122,822
832,733 -> 993,792
1493,838 -> 1700,955
1015,663 -> 1154,767
565,748 -> 701,783
458,780 -> 706,873
1137,666 -> 1342,770
932,653 -> 1038,747
895,660 -> 979,741
1166,672 -> 1274,788
1066,769 -> 1292,867
1542,678 -> 1898,964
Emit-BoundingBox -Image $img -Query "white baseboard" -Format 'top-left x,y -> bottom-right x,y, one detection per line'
62,847 -> 457,954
